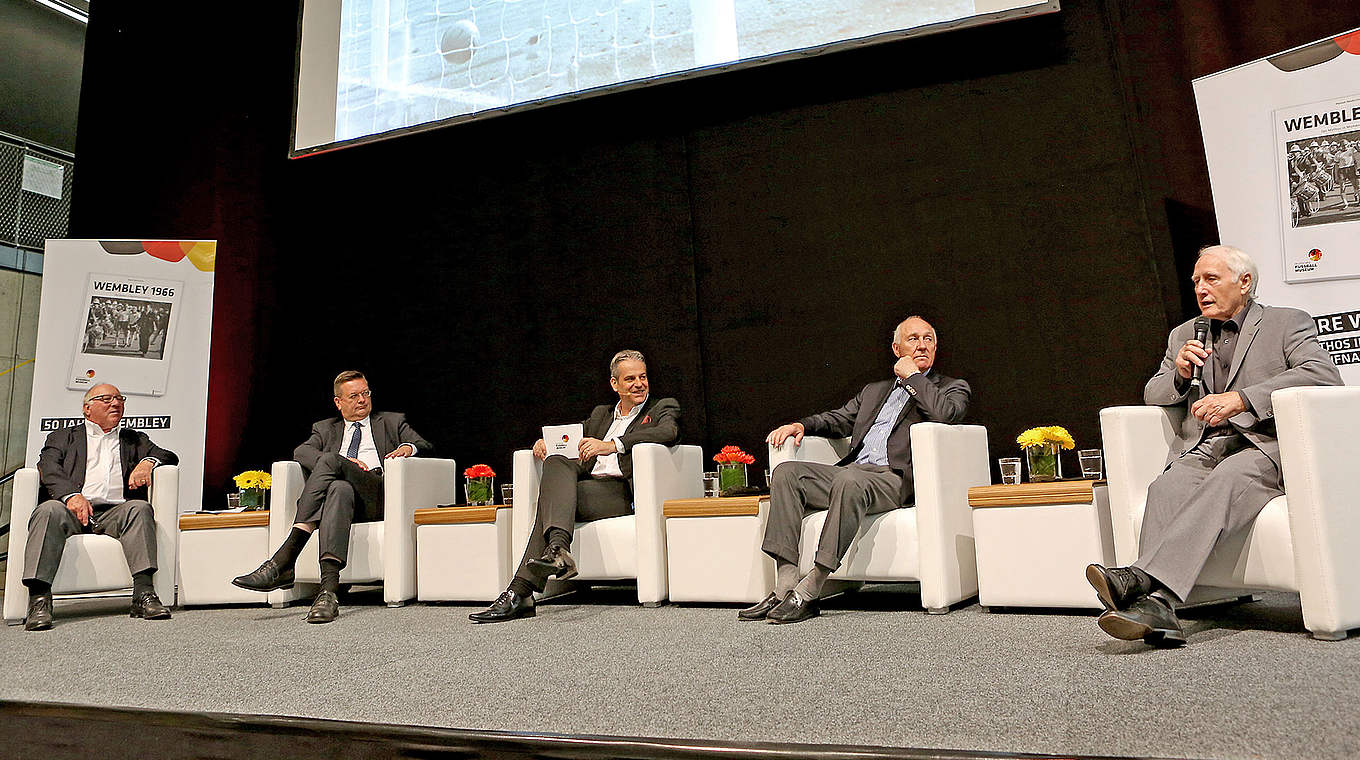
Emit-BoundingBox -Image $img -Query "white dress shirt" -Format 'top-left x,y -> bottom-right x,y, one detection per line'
337,415 -> 383,471
76,420 -> 124,506
591,397 -> 647,478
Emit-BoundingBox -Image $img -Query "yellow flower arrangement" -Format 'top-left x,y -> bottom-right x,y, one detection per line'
232,470 -> 272,490
1016,426 -> 1076,451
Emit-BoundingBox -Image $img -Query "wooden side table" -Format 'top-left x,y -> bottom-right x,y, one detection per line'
969,480 -> 1115,610
414,505 -> 512,602
663,495 -> 771,603
178,510 -> 272,606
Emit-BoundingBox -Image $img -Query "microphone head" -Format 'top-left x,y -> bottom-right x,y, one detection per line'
1193,316 -> 1211,338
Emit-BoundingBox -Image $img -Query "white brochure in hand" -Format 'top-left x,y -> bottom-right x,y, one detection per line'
542,423 -> 584,459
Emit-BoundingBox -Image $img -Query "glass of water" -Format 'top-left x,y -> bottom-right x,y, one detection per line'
1078,449 -> 1104,480
500,483 -> 514,506
703,471 -> 720,498
998,457 -> 1022,485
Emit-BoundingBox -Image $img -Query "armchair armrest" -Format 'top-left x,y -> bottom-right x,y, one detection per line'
631,443 -> 703,604
381,456 -> 457,604
267,461 -> 306,606
149,465 -> 179,605
768,436 -> 850,469
3,468 -> 40,624
1099,405 -> 1181,566
1274,386 -> 1360,638
511,449 -> 543,570
911,423 -> 990,610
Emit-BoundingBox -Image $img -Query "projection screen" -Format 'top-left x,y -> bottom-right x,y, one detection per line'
292,0 -> 1059,156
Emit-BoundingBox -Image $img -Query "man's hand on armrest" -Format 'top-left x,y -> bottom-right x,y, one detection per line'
766,423 -> 805,447
384,443 -> 417,459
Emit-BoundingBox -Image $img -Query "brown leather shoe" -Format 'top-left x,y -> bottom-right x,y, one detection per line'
1098,595 -> 1186,647
131,592 -> 172,620
738,592 -> 786,621
767,591 -> 820,624
25,594 -> 54,631
305,591 -> 339,624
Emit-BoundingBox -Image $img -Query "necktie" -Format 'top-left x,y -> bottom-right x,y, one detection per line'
346,422 -> 362,459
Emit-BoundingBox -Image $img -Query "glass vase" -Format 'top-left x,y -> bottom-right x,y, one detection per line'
239,487 -> 266,510
465,476 -> 495,506
717,463 -> 747,493
1025,443 -> 1061,482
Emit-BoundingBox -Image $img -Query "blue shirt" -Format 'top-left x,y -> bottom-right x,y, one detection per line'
854,379 -> 913,466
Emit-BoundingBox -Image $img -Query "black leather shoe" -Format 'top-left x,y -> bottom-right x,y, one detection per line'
1098,594 -> 1186,647
24,594 -> 54,631
232,558 -> 295,592
738,591 -> 786,621
525,545 -> 578,583
767,591 -> 819,624
469,590 -> 536,623
130,592 -> 172,620
1086,564 -> 1151,611
305,591 -> 340,623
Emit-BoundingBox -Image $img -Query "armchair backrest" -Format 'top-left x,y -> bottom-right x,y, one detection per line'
1099,405 -> 1182,566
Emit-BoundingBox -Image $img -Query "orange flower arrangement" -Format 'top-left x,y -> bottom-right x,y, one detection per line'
712,445 -> 755,465
464,464 -> 495,479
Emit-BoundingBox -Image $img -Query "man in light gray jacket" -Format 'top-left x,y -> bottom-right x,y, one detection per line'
1088,245 -> 1342,647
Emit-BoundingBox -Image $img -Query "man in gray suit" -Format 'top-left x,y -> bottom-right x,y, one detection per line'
741,316 -> 972,624
1088,245 -> 1342,647
22,383 -> 178,630
233,370 -> 433,623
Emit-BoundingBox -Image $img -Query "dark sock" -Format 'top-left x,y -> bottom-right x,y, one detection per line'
270,527 -> 312,568
508,578 -> 536,598
23,580 -> 52,597
132,571 -> 155,597
544,528 -> 571,552
319,559 -> 342,595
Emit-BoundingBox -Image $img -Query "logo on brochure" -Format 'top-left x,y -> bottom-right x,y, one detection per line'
561,434 -> 570,442
1294,248 -> 1322,274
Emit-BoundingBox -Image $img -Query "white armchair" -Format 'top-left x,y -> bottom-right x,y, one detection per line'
769,423 -> 990,613
265,456 -> 457,608
511,443 -> 703,606
4,465 -> 179,624
1100,386 -> 1360,640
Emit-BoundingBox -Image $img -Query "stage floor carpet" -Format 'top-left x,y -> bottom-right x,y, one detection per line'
1,583 -> 1357,760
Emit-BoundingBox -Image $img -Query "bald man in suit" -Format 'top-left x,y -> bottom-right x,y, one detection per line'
1088,245 -> 1342,647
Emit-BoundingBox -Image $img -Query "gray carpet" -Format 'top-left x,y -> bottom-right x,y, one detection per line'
0,583 -> 1357,760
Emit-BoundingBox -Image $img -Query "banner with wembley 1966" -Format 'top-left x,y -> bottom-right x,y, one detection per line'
26,240 -> 216,512
1194,28 -> 1360,378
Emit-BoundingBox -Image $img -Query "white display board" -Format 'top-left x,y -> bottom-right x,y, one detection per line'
1193,29 -> 1360,379
26,240 -> 217,511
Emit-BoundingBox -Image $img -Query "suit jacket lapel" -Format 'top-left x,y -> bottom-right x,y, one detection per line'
72,425 -> 88,488
1224,302 -> 1264,390
371,414 -> 395,457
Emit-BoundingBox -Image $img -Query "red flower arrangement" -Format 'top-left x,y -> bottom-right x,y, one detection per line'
712,445 -> 755,465
464,464 -> 495,479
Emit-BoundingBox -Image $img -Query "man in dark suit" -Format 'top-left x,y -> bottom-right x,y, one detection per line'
470,350 -> 681,623
233,370 -> 433,623
1088,245 -> 1342,647
22,383 -> 178,631
741,316 -> 972,624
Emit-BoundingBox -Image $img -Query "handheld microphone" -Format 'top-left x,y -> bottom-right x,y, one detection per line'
1189,316 -> 1211,389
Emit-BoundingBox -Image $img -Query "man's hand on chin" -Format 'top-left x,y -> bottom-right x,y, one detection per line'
893,357 -> 922,381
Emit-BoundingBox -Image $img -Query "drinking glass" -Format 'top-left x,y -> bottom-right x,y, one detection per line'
998,457 -> 1022,486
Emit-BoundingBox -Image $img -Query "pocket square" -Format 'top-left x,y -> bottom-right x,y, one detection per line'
641,415 -> 652,424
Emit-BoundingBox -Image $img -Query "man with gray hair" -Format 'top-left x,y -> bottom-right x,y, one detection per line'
471,350 -> 681,623
22,383 -> 178,630
743,316 -> 971,624
1088,244 -> 1342,647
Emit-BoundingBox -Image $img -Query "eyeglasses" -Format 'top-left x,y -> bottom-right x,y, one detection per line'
339,390 -> 373,402
87,395 -> 127,405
